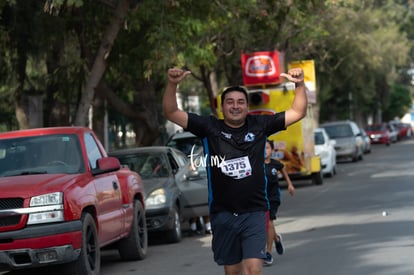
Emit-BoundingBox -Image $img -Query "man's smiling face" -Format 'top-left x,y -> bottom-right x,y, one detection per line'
221,90 -> 248,128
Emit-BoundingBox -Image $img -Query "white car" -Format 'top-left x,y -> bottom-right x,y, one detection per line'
314,128 -> 337,177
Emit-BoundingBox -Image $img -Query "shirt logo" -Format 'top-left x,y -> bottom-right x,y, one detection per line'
221,132 -> 232,139
244,132 -> 255,142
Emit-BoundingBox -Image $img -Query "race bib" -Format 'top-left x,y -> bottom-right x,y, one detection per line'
220,156 -> 252,179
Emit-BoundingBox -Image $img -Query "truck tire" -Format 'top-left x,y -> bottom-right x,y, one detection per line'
165,206 -> 182,243
312,170 -> 323,185
62,213 -> 100,275
118,200 -> 148,261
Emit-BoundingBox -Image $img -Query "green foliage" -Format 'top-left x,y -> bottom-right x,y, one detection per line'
382,83 -> 413,120
316,0 -> 411,123
0,84 -> 17,129
1,0 -> 414,133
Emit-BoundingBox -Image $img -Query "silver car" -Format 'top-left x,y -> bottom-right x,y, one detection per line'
320,120 -> 364,162
110,146 -> 208,243
359,127 -> 372,154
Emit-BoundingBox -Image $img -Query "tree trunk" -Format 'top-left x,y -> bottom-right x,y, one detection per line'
200,66 -> 219,117
92,95 -> 106,145
98,80 -> 161,146
74,0 -> 130,126
15,48 -> 29,130
45,37 -> 69,126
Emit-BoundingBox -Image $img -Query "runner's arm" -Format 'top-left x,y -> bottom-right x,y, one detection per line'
162,68 -> 191,129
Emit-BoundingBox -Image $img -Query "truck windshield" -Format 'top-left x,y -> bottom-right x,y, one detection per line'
0,134 -> 84,177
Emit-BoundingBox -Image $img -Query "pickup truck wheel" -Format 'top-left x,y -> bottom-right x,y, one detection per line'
165,206 -> 182,243
63,213 -> 100,275
118,200 -> 148,260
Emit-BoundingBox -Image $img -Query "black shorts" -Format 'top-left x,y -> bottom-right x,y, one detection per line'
269,201 -> 280,220
210,211 -> 267,265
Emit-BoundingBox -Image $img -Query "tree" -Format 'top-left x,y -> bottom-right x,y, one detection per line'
315,1 -> 410,125
74,0 -> 132,126
382,83 -> 412,120
1,0 -> 413,146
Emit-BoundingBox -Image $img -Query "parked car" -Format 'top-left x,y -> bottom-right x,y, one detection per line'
359,127 -> 371,154
0,127 -> 147,274
320,120 -> 364,162
314,128 -> 337,177
166,132 -> 213,234
387,123 -> 398,143
389,120 -> 412,140
365,123 -> 396,145
402,123 -> 413,137
110,146 -> 209,243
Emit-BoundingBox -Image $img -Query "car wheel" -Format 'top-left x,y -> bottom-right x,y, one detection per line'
62,213 -> 100,275
358,149 -> 363,161
118,200 -> 148,261
166,206 -> 182,243
327,166 -> 335,177
351,154 -> 358,162
311,170 -> 323,185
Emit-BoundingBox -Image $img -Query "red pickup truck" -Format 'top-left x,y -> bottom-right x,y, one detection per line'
0,127 -> 147,274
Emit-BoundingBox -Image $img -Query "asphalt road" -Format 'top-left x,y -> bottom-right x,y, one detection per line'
98,137 -> 414,275
5,137 -> 414,275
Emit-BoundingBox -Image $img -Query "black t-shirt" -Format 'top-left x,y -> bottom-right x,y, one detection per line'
187,112 -> 285,214
266,159 -> 284,204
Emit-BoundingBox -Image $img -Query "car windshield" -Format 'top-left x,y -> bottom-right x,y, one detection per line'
116,152 -> 169,179
0,134 -> 84,177
323,124 -> 353,138
314,132 -> 325,145
391,123 -> 403,129
366,125 -> 384,131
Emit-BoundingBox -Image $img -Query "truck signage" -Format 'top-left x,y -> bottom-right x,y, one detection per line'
241,51 -> 284,86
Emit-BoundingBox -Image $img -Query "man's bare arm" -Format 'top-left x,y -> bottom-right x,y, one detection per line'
162,68 -> 191,129
281,68 -> 307,127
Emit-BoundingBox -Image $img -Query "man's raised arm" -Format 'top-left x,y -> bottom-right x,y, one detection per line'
162,68 -> 191,129
281,68 -> 307,127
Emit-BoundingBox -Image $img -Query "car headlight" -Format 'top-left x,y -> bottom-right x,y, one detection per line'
146,189 -> 166,207
28,192 -> 64,224
30,192 -> 63,206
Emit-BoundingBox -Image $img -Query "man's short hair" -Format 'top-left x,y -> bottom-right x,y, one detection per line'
221,86 -> 249,104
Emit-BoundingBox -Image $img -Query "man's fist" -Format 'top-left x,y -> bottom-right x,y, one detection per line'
280,68 -> 304,84
168,67 -> 191,84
